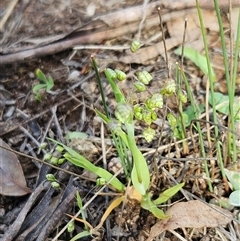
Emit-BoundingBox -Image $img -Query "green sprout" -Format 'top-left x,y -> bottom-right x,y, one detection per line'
33,68 -> 54,101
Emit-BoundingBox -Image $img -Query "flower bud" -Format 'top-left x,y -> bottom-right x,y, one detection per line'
151,111 -> 157,121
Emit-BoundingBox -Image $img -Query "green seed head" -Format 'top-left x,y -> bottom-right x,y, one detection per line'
130,40 -> 141,52
161,79 -> 176,96
44,153 -> 52,161
67,220 -> 75,233
150,93 -> 163,109
134,81 -> 146,92
115,103 -> 133,123
136,71 -> 153,85
50,156 -> 58,165
179,92 -> 187,103
96,178 -> 106,186
51,181 -> 60,189
40,142 -> 47,150
115,69 -> 126,81
105,68 -> 117,80
57,158 -> 66,165
167,113 -> 177,128
134,105 -> 143,120
143,127 -> 155,142
56,145 -> 64,154
143,110 -> 152,125
46,174 -> 56,182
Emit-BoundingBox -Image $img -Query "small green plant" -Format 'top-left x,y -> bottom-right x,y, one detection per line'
46,59 -> 184,240
33,68 -> 54,101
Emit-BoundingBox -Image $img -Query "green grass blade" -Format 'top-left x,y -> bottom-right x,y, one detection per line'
70,231 -> 91,241
180,69 -> 213,192
91,57 -> 109,118
153,183 -> 184,205
36,68 -> 47,82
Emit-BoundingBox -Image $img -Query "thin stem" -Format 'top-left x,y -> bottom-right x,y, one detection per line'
91,56 -> 109,118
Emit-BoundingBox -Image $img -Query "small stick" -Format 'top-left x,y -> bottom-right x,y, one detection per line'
157,7 -> 170,78
0,0 -> 19,32
136,0 -> 149,41
181,18 -> 188,67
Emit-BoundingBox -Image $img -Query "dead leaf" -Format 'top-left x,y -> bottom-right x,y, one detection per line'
94,1 -> 160,27
0,138 -> 32,196
146,200 -> 232,241
166,9 -> 226,52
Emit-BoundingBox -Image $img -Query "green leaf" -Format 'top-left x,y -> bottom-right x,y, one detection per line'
32,84 -> 47,94
65,154 -> 124,192
46,76 -> 54,91
125,123 -> 150,195
209,92 -> 229,114
36,68 -> 47,82
131,165 -> 146,195
95,109 -> 110,124
76,191 -> 83,209
141,193 -> 170,219
48,138 -> 125,192
70,231 -> 91,241
229,190 -> 240,207
154,183 -> 184,205
209,93 -> 240,120
184,104 -> 205,126
224,168 -> 240,190
175,46 -> 216,81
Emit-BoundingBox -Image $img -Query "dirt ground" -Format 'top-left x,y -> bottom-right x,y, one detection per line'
0,0 -> 240,241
